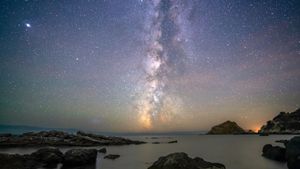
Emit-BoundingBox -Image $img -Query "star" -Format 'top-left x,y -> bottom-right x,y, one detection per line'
25,23 -> 31,28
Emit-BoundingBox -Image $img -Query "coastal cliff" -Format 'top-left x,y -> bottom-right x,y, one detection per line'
259,109 -> 300,134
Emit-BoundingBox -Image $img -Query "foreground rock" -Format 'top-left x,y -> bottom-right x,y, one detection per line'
262,136 -> 300,169
207,121 -> 245,134
31,147 -> 64,167
98,148 -> 107,153
0,148 -> 64,169
148,152 -> 225,169
0,130 -> 145,147
63,149 -> 97,166
286,136 -> 300,169
259,108 -> 300,134
104,154 -> 120,160
262,144 -> 286,162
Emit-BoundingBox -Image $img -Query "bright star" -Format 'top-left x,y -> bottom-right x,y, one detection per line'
25,23 -> 31,28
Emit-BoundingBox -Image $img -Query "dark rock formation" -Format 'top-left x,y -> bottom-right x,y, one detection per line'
262,144 -> 286,162
98,148 -> 107,153
63,149 -> 97,166
104,154 -> 120,160
286,136 -> 300,169
0,148 -> 63,169
148,152 -> 225,169
0,130 -> 145,147
207,121 -> 245,134
168,140 -> 178,144
259,108 -> 300,134
0,153 -> 36,169
31,147 -> 64,167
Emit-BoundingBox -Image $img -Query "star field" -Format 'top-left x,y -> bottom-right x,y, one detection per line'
0,0 -> 299,132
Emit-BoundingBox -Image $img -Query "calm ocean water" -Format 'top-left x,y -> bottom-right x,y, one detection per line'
0,135 -> 295,169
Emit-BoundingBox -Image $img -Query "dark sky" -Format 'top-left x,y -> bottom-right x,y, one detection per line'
0,0 -> 299,132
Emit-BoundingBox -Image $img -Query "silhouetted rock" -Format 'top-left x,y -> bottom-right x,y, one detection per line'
0,130 -> 145,147
0,148 -> 63,169
31,147 -> 63,167
98,148 -> 107,153
207,121 -> 245,134
152,142 -> 161,144
148,152 -> 225,169
104,154 -> 120,160
262,144 -> 286,162
168,140 -> 178,144
286,136 -> 300,169
259,109 -> 300,134
0,153 -> 36,169
63,149 -> 97,166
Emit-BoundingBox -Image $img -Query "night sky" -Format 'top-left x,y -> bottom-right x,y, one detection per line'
0,0 -> 299,132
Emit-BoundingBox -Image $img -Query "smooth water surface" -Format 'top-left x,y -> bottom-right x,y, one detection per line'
0,135 -> 295,169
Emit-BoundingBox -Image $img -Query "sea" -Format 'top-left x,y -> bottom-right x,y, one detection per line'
0,134 -> 295,169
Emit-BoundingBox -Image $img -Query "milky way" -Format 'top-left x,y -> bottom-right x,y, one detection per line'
0,0 -> 299,132
136,0 -> 190,129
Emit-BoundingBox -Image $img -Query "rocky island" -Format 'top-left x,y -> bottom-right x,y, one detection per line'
207,121 -> 246,134
259,108 -> 300,134
0,130 -> 145,147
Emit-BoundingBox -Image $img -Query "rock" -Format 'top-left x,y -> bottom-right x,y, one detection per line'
207,121 -> 245,134
0,130 -> 145,147
148,152 -> 225,169
31,147 -> 64,167
168,140 -> 178,144
259,108 -> 300,134
152,142 -> 161,144
275,140 -> 289,146
98,148 -> 107,153
0,153 -> 36,169
104,154 -> 120,160
61,164 -> 96,169
286,136 -> 300,169
246,130 -> 256,134
262,144 -> 286,162
63,149 -> 97,166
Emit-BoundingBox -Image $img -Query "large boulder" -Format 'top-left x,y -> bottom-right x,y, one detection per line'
286,136 -> 300,169
262,144 -> 286,162
0,153 -> 36,169
148,152 -> 225,169
63,149 -> 97,166
207,121 -> 245,134
31,147 -> 64,167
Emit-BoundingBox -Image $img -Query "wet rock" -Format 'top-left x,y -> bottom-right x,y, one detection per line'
104,154 -> 120,160
0,153 -> 36,169
98,148 -> 107,153
63,149 -> 97,166
262,144 -> 286,162
31,147 -> 64,167
286,136 -> 300,169
0,130 -> 145,147
148,152 -> 225,169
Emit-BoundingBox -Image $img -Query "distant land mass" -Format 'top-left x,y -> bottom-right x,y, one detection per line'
259,108 -> 300,134
207,121 -> 247,134
0,124 -> 78,135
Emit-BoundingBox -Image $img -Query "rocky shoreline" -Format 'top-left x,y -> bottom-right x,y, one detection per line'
0,130 -> 145,147
262,136 -> 300,169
